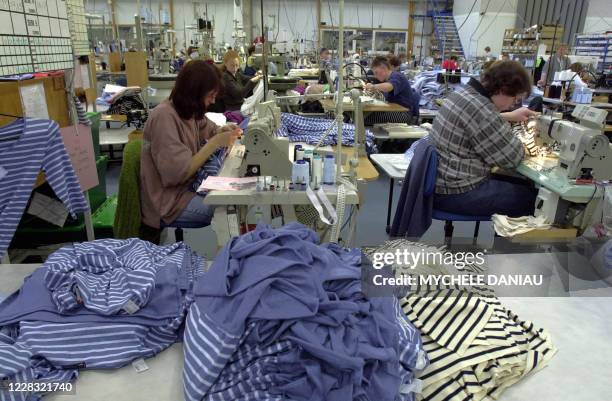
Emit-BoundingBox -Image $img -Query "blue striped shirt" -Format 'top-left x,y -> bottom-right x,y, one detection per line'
0,118 -> 89,258
0,239 -> 205,400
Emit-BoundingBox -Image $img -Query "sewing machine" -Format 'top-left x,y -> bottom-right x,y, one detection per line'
518,105 -> 611,226
238,101 -> 293,179
534,105 -> 611,181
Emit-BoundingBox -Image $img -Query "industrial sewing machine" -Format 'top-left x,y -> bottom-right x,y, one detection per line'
238,101 -> 293,179
518,104 -> 612,226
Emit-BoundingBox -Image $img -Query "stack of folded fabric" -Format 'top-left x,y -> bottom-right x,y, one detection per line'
183,223 -> 427,401
0,239 -> 205,401
276,113 -> 377,154
365,239 -> 557,401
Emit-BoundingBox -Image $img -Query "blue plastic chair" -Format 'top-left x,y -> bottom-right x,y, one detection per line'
424,150 -> 491,242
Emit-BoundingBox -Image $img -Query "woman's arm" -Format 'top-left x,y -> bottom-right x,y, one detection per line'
365,82 -> 394,93
181,125 -> 242,184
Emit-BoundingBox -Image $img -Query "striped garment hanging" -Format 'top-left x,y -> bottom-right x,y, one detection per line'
0,118 -> 89,258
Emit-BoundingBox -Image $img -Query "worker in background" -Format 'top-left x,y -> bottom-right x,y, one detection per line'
533,56 -> 546,84
140,60 -> 242,230
363,56 -> 420,124
442,55 -> 458,70
243,45 -> 257,76
318,47 -> 333,84
219,50 -> 262,112
538,43 -> 571,87
483,46 -> 493,61
431,60 -> 539,218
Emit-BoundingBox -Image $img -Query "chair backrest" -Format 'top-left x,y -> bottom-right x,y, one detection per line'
423,147 -> 438,197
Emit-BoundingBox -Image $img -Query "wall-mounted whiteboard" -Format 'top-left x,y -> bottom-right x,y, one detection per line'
0,0 -> 74,76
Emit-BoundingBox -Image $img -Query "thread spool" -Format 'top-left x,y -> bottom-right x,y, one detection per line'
293,144 -> 303,161
312,154 -> 323,188
303,149 -> 313,175
296,148 -> 305,161
323,155 -> 335,184
292,160 -> 309,187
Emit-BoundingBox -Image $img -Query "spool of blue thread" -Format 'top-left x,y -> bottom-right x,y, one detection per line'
323,155 -> 335,184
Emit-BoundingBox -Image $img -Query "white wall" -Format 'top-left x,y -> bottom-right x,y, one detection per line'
583,0 -> 612,34
453,0 -> 481,59
85,0 -> 432,58
454,0 -> 518,59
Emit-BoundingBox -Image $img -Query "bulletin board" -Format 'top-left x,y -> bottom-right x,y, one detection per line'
0,0 -> 74,76
65,0 -> 87,56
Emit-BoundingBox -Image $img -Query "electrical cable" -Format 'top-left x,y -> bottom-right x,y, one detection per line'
467,0 -> 492,57
455,0 -> 478,32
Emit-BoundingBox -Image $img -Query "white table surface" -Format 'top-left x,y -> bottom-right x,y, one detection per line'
99,127 -> 134,146
370,153 -> 409,180
1,252 -> 611,401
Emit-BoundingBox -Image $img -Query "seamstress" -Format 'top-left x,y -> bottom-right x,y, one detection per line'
140,60 -> 242,229
219,50 -> 262,111
431,60 -> 539,217
318,48 -> 333,84
364,56 -> 420,124
537,43 -> 571,87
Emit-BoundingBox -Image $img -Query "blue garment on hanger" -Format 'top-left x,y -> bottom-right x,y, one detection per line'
0,118 -> 88,258
183,223 -> 425,401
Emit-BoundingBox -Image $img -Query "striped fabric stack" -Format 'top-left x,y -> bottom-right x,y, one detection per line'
403,292 -> 557,401
183,223 -> 427,401
365,239 -> 557,401
0,239 -> 205,401
276,113 -> 377,154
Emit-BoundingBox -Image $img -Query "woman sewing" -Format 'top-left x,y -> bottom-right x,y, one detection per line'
363,56 -> 420,124
219,50 -> 262,112
140,60 -> 242,229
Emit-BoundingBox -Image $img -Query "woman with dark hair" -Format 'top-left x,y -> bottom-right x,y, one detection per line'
140,60 -> 242,229
363,56 -> 420,124
431,60 -> 539,217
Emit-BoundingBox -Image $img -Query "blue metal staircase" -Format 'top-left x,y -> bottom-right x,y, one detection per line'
429,7 -> 465,62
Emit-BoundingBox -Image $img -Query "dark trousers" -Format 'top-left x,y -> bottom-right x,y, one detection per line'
433,176 -> 537,217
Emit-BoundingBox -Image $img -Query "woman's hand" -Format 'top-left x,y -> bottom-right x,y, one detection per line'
502,107 -> 539,122
212,124 -> 242,148
250,74 -> 263,83
364,83 -> 375,91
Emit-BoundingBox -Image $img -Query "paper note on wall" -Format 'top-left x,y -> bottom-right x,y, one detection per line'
80,63 -> 91,89
27,192 -> 69,227
19,83 -> 49,119
60,124 -> 99,192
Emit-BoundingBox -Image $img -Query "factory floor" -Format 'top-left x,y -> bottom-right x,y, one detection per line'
105,162 -> 612,401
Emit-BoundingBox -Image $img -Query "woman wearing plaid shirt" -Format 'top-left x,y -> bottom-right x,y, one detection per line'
431,60 -> 539,218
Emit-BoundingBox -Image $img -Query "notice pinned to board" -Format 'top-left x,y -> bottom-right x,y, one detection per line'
19,83 -> 49,120
80,63 -> 91,89
60,124 -> 99,192
27,192 -> 69,227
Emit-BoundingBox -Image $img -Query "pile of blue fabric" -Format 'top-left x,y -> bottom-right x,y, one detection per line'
0,239 -> 205,401
276,113 -> 377,154
411,71 -> 446,110
183,223 -> 426,401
